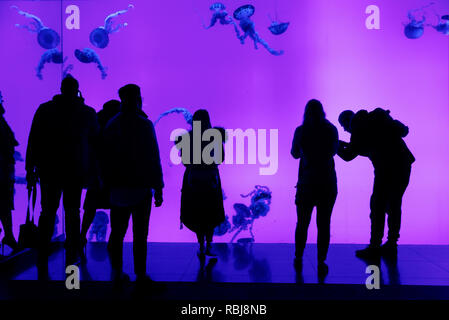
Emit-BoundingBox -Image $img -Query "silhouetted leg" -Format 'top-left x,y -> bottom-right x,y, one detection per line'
316,190 -> 337,264
386,165 -> 411,244
108,206 -> 131,273
0,210 -> 15,241
369,175 -> 388,248
196,232 -> 205,253
62,186 -> 82,264
205,229 -> 216,256
131,197 -> 152,278
38,183 -> 62,257
295,188 -> 315,261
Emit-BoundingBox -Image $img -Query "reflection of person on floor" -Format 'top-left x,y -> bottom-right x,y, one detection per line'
80,100 -> 121,256
291,99 -> 338,278
26,75 -> 99,266
102,84 -> 163,286
0,92 -> 19,254
176,110 -> 226,259
337,108 -> 415,259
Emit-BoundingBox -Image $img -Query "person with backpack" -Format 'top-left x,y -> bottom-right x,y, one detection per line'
337,108 -> 415,259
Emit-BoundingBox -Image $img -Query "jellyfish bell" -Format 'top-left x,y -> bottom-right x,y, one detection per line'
37,27 -> 60,49
210,3 -> 225,11
404,21 -> 425,39
233,4 -> 255,20
434,16 -> 449,35
90,27 -> 110,49
268,21 -> 289,35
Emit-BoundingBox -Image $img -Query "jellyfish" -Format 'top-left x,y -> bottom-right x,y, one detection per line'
404,3 -> 435,39
74,48 -> 107,79
88,211 -> 109,242
11,5 -> 60,49
267,13 -> 289,35
154,107 -> 193,126
36,48 -> 70,80
432,14 -> 449,35
205,3 -> 241,38
90,4 -> 134,49
233,5 -> 283,56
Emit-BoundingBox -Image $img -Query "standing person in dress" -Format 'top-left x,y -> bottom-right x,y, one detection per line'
176,109 -> 226,258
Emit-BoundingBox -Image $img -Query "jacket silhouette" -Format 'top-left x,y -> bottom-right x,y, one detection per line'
25,75 -> 99,265
338,108 -> 414,257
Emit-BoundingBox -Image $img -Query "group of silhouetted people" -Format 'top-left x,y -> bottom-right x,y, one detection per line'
292,99 -> 414,277
0,76 -> 414,284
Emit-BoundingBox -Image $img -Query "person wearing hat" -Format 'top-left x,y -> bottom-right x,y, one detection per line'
26,75 -> 99,266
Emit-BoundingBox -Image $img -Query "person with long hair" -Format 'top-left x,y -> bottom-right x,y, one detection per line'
291,99 -> 339,277
177,109 -> 226,258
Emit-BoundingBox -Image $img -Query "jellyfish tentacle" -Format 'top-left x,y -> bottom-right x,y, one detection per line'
11,5 -> 45,31
109,22 -> 128,34
104,4 -> 134,33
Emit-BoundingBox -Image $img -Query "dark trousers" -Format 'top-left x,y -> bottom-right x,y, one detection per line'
369,165 -> 411,247
295,184 -> 337,263
108,197 -> 152,277
38,183 -> 82,256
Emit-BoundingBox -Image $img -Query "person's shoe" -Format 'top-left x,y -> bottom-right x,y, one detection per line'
136,274 -> 165,292
112,270 -> 130,289
317,262 -> 329,282
355,246 -> 380,260
380,241 -> 398,257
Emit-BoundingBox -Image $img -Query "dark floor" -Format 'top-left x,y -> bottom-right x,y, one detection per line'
2,242 -> 449,286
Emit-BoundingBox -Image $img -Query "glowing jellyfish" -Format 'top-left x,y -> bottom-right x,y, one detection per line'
36,49 -> 70,80
404,3 -> 435,39
205,3 -> 241,38
433,14 -> 449,35
154,107 -> 193,126
11,6 -> 60,49
268,21 -> 289,35
74,48 -> 107,79
88,211 -> 109,242
90,4 -> 134,49
233,5 -> 283,56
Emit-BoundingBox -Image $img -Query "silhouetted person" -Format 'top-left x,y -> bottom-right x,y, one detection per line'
337,108 -> 415,259
102,84 -> 163,285
80,99 -> 121,255
0,92 -> 19,253
291,99 -> 339,277
176,109 -> 226,258
26,75 -> 99,265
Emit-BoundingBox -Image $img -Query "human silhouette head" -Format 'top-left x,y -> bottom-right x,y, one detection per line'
303,99 -> 325,124
118,84 -> 142,113
193,109 -> 212,131
60,74 -> 79,98
102,99 -> 121,114
338,110 -> 355,133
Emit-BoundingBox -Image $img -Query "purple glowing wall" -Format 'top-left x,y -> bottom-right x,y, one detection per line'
1,0 -> 448,244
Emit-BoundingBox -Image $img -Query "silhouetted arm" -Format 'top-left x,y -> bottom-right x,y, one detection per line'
337,140 -> 358,162
291,126 -> 302,159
